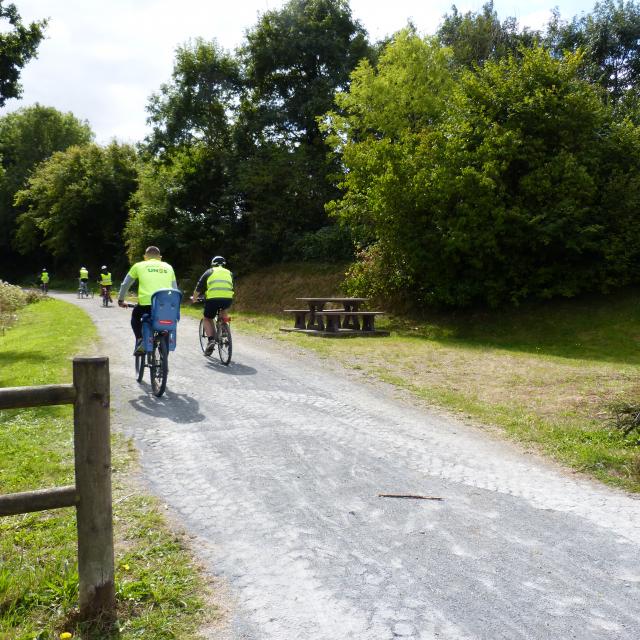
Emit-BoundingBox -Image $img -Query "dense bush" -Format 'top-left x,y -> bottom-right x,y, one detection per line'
329,40 -> 640,307
284,225 -> 354,262
0,280 -> 28,332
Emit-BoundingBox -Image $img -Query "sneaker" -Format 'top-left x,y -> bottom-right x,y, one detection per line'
204,337 -> 216,356
133,339 -> 145,355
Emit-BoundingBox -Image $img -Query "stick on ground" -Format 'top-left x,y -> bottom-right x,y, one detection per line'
378,493 -> 443,501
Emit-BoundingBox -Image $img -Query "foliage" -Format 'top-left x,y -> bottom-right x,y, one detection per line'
0,1 -> 46,107
0,279 -> 26,313
437,0 -> 540,68
0,104 -> 93,274
145,38 -> 241,155
608,401 -> 640,440
546,0 -> 640,104
126,144 -> 240,271
14,142 -> 138,272
328,37 -> 640,307
235,0 -> 373,263
0,278 -> 26,331
130,39 -> 240,272
284,224 -> 354,262
240,0 -> 371,143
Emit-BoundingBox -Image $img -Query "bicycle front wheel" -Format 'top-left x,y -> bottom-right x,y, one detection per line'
218,322 -> 232,365
198,319 -> 208,354
151,334 -> 169,397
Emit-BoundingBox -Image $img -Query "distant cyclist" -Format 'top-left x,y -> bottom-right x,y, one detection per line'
79,266 -> 89,295
99,265 -> 112,302
40,268 -> 49,293
118,246 -> 178,353
191,256 -> 234,356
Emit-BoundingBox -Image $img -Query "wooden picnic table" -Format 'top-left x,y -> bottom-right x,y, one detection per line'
297,297 -> 369,330
282,297 -> 388,336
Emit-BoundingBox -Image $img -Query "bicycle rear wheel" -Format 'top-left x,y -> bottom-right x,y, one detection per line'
135,352 -> 145,382
151,334 -> 169,397
218,322 -> 232,365
198,319 -> 208,354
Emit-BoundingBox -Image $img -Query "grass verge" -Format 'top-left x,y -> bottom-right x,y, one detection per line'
0,299 -> 216,639
183,285 -> 640,493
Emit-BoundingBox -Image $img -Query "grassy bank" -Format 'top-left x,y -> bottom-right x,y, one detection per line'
0,299 -> 215,639
191,264 -> 640,492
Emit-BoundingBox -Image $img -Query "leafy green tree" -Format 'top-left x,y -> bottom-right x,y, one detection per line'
126,144 -> 242,275
0,105 -> 93,272
131,39 -> 240,273
546,0 -> 640,103
324,28 -> 455,292
145,38 -> 241,155
0,1 -> 46,106
328,40 -> 640,307
236,0 -> 372,263
437,1 -> 539,69
14,143 -> 138,272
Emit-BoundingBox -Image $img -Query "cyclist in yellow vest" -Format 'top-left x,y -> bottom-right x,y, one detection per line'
191,255 -> 234,356
40,269 -> 49,293
79,266 -> 89,296
118,246 -> 178,353
99,265 -> 113,303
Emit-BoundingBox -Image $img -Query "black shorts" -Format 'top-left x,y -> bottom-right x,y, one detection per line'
204,298 -> 232,319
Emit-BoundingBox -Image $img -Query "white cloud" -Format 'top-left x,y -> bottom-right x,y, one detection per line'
1,0 -> 591,143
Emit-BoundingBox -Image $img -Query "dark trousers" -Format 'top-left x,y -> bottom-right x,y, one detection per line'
131,305 -> 152,340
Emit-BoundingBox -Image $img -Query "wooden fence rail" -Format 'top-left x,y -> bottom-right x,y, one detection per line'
0,356 -> 115,621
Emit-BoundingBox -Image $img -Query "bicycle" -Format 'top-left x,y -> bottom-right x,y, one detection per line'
128,288 -> 182,397
100,285 -> 112,307
198,304 -> 232,365
77,279 -> 90,299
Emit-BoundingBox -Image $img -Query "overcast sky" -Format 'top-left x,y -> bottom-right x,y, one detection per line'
1,1 -> 590,144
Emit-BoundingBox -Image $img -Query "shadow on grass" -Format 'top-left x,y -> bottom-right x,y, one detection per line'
0,350 -> 44,365
384,287 -> 640,365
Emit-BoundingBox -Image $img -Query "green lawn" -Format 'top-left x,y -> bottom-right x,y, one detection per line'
0,299 -> 215,639
184,286 -> 640,492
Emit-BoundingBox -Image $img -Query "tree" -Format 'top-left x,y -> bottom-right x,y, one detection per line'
0,1 -> 46,106
126,144 -> 241,275
437,1 -> 539,69
133,39 -> 241,273
546,0 -> 640,103
328,41 -> 640,307
0,105 -> 93,275
14,143 -> 138,272
236,0 -> 372,263
145,38 -> 241,155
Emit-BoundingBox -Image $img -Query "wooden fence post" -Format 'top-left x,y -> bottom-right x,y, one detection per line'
73,356 -> 115,620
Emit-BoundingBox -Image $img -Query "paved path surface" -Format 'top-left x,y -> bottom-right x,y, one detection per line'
59,293 -> 640,639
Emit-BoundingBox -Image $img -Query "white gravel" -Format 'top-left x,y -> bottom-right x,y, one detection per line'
59,293 -> 640,639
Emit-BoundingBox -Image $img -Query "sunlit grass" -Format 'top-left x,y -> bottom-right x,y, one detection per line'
0,300 -> 215,638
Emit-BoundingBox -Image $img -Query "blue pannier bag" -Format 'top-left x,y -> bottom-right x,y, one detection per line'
150,288 -> 182,351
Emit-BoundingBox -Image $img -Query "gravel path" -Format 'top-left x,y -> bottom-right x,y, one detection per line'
59,293 -> 640,639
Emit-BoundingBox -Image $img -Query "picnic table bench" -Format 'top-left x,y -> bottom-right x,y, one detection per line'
282,297 -> 389,337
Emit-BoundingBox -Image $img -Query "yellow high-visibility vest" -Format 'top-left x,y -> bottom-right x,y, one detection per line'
206,267 -> 233,299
